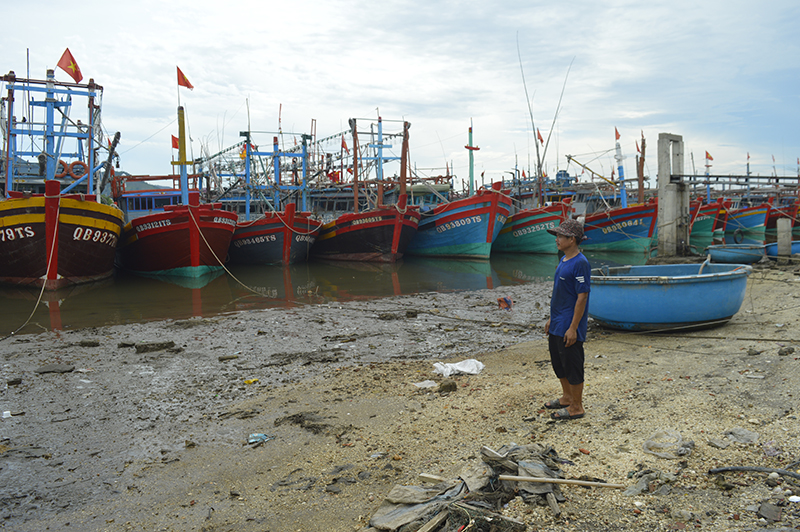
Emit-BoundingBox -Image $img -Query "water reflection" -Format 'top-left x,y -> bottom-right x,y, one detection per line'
0,250 -> 653,335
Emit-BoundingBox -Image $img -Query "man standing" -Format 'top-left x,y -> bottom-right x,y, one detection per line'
543,219 -> 590,420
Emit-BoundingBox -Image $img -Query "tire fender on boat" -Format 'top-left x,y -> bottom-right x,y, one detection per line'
733,228 -> 744,244
68,161 -> 89,179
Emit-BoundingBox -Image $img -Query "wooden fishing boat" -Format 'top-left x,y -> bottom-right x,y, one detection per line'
310,119 -> 421,263
705,243 -> 764,264
405,182 -> 512,259
580,199 -> 658,252
689,200 -> 724,239
765,198 -> 798,231
116,107 -> 237,277
589,262 -> 751,331
492,201 -> 568,255
0,70 -> 124,290
229,202 -> 321,265
725,202 -> 770,232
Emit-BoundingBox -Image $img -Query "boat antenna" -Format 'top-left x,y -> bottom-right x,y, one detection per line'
516,34 -> 542,186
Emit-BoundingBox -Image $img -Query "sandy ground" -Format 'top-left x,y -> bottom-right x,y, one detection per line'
2,260 -> 800,532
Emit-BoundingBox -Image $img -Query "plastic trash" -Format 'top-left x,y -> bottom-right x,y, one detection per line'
412,380 -> 437,389
248,433 -> 274,445
497,297 -> 513,310
432,359 -> 485,378
642,429 -> 694,459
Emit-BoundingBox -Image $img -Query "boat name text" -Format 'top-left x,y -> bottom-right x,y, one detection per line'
234,234 -> 277,247
1,226 -> 35,242
436,215 -> 482,233
72,227 -> 119,247
513,221 -> 555,238
601,218 -> 642,234
214,217 -> 237,226
137,219 -> 172,232
295,234 -> 315,244
350,217 -> 382,226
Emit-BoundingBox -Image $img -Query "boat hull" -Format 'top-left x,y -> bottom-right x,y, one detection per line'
406,187 -> 512,259
705,244 -> 764,264
310,200 -> 421,263
0,181 -> 124,290
725,203 -> 769,232
589,263 -> 751,331
229,205 -> 322,265
117,194 -> 237,277
493,203 -> 568,254
581,201 -> 658,252
690,202 -> 722,238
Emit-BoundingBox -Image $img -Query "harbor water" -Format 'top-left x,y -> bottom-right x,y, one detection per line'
0,250 -> 652,336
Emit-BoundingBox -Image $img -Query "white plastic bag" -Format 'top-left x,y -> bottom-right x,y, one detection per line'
432,359 -> 485,378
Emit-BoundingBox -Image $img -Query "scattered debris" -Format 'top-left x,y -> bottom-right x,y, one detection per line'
724,427 -> 760,443
642,429 -> 694,459
432,359 -> 485,377
247,433 -> 274,446
34,364 -> 75,374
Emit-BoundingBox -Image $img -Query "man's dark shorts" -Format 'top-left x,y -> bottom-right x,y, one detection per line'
548,334 -> 585,385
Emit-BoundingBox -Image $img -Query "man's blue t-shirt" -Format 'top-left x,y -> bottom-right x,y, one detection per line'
549,253 -> 591,342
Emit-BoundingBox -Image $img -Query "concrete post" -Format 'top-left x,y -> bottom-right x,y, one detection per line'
777,218 -> 792,265
657,133 -> 687,257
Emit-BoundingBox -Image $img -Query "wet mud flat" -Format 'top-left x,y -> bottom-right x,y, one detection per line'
1,266 -> 800,531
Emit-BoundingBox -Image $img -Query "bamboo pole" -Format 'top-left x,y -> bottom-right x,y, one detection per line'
498,475 -> 625,489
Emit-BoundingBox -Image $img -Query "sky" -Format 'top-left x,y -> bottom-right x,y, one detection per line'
3,0 -> 799,192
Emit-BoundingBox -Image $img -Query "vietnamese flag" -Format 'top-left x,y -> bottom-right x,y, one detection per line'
57,48 -> 83,83
615,127 -> 620,141
171,135 -> 179,149
341,135 -> 349,154
705,151 -> 713,161
536,128 -> 544,145
177,66 -> 194,90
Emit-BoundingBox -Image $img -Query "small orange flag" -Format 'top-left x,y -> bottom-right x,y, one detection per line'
537,128 -> 544,145
615,127 -> 620,141
177,66 -> 194,90
341,135 -> 349,154
57,48 -> 83,83
705,151 -> 713,161
171,135 -> 179,149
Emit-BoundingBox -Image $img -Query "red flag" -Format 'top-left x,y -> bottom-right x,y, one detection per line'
705,151 -> 713,161
536,128 -> 544,145
747,152 -> 750,161
177,66 -> 194,90
171,135 -> 179,149
635,140 -> 640,153
522,170 -> 526,178
615,127 -> 620,141
341,135 -> 349,154
57,48 -> 83,83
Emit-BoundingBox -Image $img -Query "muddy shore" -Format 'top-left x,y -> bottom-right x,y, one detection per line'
2,262 -> 800,531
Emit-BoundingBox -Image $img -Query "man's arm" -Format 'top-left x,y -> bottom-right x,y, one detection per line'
563,292 -> 588,347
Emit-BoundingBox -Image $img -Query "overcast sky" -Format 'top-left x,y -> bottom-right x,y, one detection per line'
4,1 -> 799,190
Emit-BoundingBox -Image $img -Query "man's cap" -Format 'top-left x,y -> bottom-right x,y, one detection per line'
547,218 -> 588,241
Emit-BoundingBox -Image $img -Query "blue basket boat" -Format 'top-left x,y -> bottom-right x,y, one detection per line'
589,262 -> 752,331
764,241 -> 800,260
705,244 -> 764,264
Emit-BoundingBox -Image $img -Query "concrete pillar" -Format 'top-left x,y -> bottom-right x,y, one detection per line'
657,133 -> 688,257
777,218 -> 792,265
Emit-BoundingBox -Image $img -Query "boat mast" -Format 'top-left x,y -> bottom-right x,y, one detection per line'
636,132 -> 646,204
614,128 -> 627,208
176,106 -> 190,205
465,119 -> 479,196
399,121 -> 409,196
350,118 -> 359,213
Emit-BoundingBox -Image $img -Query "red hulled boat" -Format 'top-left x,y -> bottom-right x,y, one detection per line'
229,202 -> 322,265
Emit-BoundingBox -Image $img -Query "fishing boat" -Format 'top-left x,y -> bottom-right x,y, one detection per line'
0,70 -> 125,290
310,119 -> 421,262
589,262 -> 751,331
705,243 -> 764,264
580,200 -> 658,252
405,182 -> 512,259
229,202 -> 321,265
689,200 -> 724,239
115,107 -> 237,277
765,198 -> 798,232
492,201 -> 569,254
725,201 -> 770,233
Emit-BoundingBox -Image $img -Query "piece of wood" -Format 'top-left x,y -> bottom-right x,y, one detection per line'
417,510 -> 448,532
546,492 -> 561,516
498,474 -> 625,489
418,473 -> 453,484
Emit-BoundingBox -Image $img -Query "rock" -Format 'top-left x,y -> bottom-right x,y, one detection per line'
747,348 -> 762,356
218,355 -> 239,362
708,438 -> 731,449
34,364 -> 75,374
134,341 -> 176,353
78,340 -> 100,347
7,377 -> 22,386
438,379 -> 457,393
757,502 -> 782,522
778,346 -> 795,356
671,509 -> 693,522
